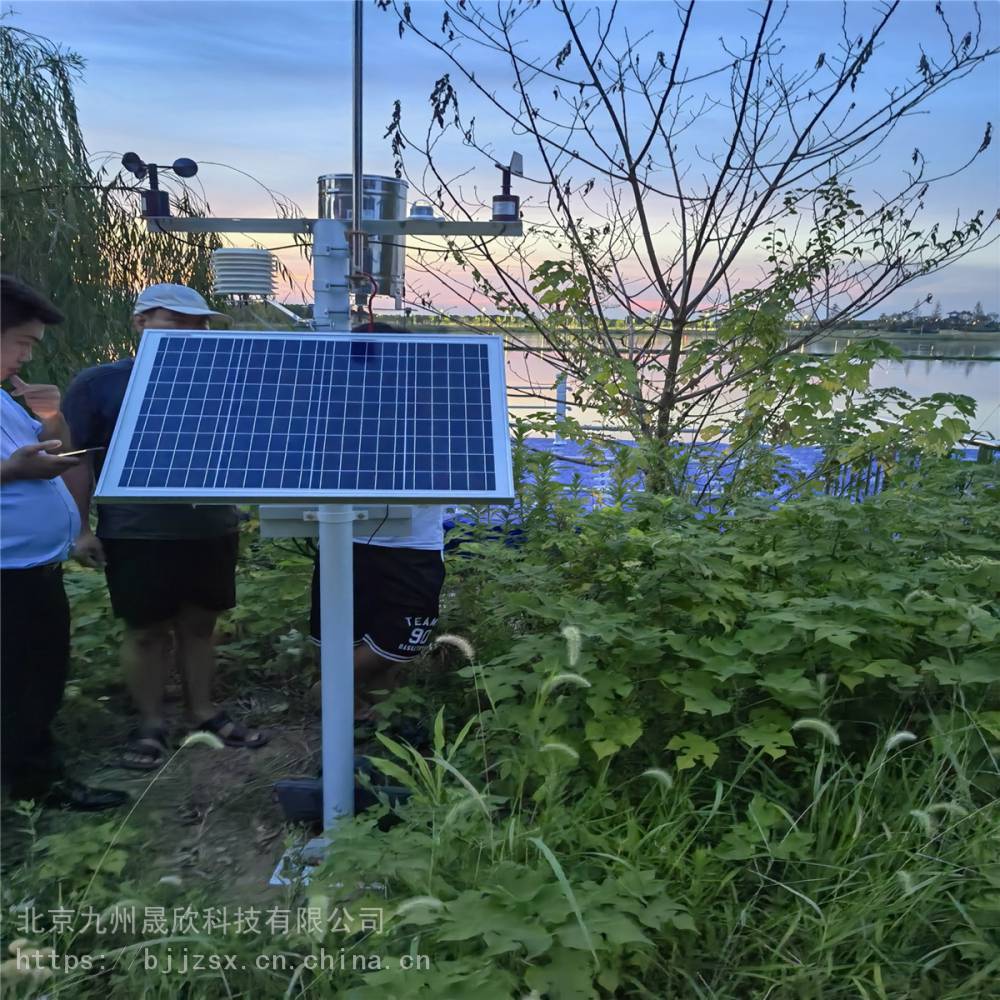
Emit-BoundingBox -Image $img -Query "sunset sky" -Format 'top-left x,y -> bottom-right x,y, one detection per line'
7,0 -> 1000,315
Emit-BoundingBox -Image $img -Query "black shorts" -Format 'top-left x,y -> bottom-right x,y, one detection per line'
101,535 -> 239,628
310,544 -> 445,662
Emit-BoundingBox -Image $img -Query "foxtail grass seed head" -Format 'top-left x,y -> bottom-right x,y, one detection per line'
0,958 -> 52,985
540,742 -> 580,763
1,943 -> 55,984
909,809 -> 935,835
101,900 -> 146,924
432,633 -> 476,661
541,672 -> 592,699
561,624 -> 582,666
883,730 -> 917,752
180,730 -> 225,751
792,718 -> 841,746
927,801 -> 969,818
308,894 -> 331,939
896,870 -> 916,896
393,896 -> 444,919
641,768 -> 674,790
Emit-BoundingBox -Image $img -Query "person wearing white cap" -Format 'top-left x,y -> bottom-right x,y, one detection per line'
63,284 -> 268,770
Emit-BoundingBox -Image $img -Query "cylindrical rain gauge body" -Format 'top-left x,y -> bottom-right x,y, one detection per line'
319,174 -> 408,301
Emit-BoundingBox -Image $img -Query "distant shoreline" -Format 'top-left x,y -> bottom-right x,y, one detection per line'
403,322 -> 1000,342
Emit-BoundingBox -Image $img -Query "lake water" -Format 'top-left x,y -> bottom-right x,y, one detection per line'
502,334 -> 1000,440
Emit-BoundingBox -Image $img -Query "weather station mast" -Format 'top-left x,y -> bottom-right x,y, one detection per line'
103,0 -> 523,876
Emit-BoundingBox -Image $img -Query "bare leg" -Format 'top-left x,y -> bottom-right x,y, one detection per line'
177,604 -> 266,745
122,621 -> 173,728
354,643 -> 400,718
174,604 -> 219,724
309,643 -> 402,720
119,621 -> 174,767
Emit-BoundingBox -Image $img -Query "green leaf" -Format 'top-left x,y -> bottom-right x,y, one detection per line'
489,862 -> 546,903
760,667 -> 817,706
717,823 -> 759,860
99,851 -> 127,875
597,967 -> 621,992
638,894 -> 697,932
814,623 -> 863,648
771,829 -> 816,861
588,740 -> 622,759
667,731 -> 719,770
748,794 -> 784,830
922,654 -> 997,685
860,658 -> 920,687
524,946 -> 598,999
675,674 -> 732,716
362,755 -> 423,795
440,892 -> 555,959
433,706 -> 446,756
703,656 -> 757,680
974,712 -> 1000,741
529,837 -> 597,965
584,714 -> 643,758
557,908 -> 649,948
739,625 -> 794,655
737,708 -> 795,759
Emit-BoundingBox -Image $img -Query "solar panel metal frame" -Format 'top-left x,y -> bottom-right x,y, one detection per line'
94,329 -> 514,504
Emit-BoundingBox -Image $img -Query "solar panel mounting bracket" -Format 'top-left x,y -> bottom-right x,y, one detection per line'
303,508 -> 366,521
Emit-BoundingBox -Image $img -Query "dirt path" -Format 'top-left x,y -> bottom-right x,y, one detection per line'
83,714 -> 320,902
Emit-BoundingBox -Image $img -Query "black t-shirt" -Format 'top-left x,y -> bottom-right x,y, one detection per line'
63,358 -> 239,540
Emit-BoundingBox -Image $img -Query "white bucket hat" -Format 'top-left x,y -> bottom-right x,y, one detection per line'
134,283 -> 224,317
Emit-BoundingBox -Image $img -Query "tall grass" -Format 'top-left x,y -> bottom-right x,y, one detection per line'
3,703 -> 994,998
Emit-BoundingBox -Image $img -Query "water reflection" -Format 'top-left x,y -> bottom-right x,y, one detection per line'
501,333 -> 1000,439
809,334 -> 1000,360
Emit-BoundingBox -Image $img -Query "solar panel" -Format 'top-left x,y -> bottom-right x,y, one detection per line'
95,331 -> 514,503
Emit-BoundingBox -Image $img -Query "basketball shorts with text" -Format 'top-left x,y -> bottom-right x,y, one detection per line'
309,543 -> 445,662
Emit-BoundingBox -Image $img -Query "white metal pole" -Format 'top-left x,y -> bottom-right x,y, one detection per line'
318,506 -> 356,827
351,0 -> 364,283
312,218 -> 350,331
555,374 -> 568,445
311,9 -> 362,835
297,209 -> 353,843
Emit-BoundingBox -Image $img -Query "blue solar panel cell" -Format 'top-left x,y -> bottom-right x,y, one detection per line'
96,331 -> 512,503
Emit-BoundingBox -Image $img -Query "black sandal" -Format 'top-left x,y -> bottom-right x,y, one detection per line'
195,710 -> 269,749
120,725 -> 170,771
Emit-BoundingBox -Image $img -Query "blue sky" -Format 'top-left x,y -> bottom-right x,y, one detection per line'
6,0 -> 999,313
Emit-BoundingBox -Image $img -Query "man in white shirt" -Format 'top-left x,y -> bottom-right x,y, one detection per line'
309,504 -> 446,720
0,275 -> 128,809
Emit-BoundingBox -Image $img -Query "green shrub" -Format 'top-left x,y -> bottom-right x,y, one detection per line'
3,460 -> 996,998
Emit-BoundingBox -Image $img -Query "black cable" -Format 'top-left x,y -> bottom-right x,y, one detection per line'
147,225 -> 215,251
252,242 -> 309,251
148,222 -> 304,253
366,504 -> 390,544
